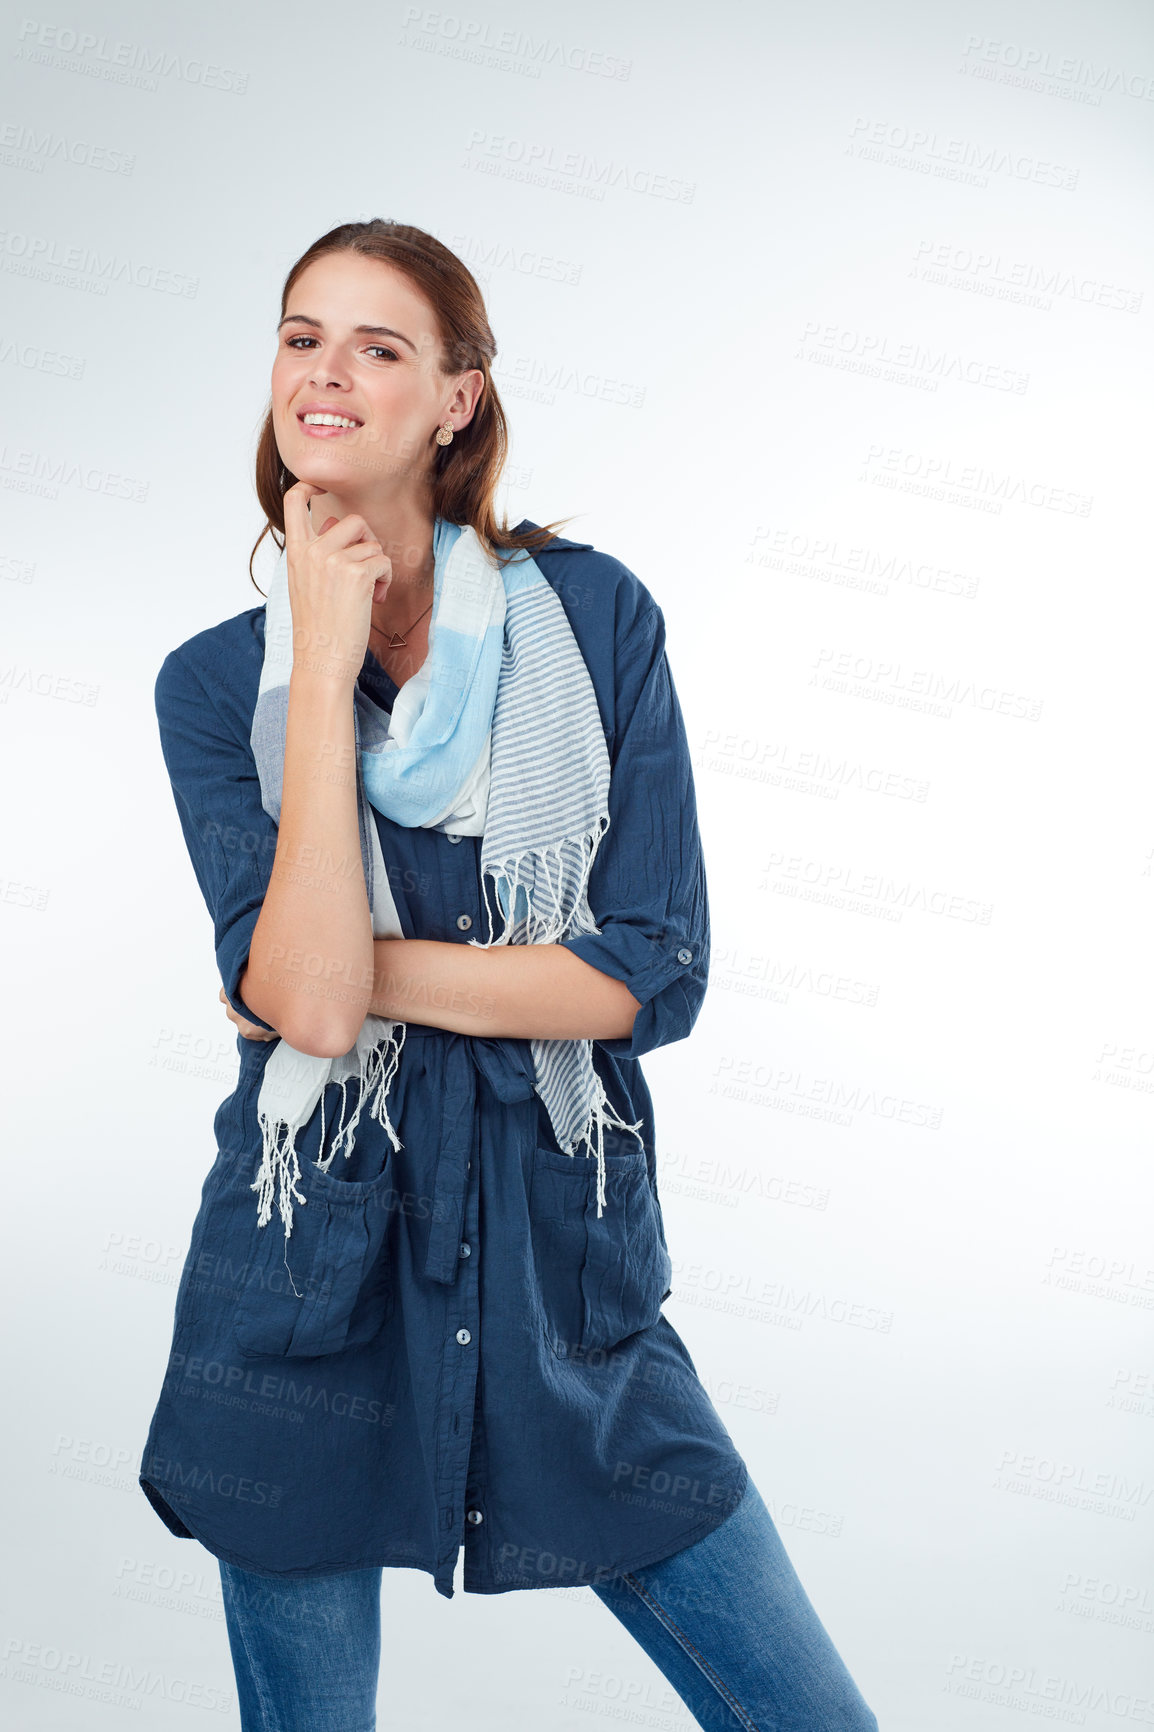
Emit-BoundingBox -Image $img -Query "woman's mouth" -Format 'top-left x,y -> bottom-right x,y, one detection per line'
297,411 -> 363,438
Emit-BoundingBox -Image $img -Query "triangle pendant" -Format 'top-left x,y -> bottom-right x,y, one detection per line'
387,632 -> 406,648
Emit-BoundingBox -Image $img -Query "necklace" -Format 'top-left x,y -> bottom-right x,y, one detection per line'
369,593 -> 434,650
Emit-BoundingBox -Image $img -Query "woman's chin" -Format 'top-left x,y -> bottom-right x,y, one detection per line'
283,459 -> 345,496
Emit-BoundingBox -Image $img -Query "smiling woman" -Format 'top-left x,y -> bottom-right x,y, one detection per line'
138,218 -> 879,1732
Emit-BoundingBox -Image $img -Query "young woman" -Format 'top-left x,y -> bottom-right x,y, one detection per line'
138,219 -> 878,1732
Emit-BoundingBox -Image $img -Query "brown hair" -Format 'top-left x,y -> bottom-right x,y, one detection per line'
247,218 -> 573,592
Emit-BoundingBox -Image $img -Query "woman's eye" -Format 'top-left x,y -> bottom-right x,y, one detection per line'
283,336 -> 398,361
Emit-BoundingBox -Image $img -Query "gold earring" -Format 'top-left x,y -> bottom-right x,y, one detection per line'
434,421 -> 454,446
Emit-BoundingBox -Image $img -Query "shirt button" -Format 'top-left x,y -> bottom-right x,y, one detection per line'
456,913 -> 473,931
676,946 -> 693,964
448,833 -> 464,845
466,1507 -> 484,1525
459,1242 -> 471,1258
456,1328 -> 472,1345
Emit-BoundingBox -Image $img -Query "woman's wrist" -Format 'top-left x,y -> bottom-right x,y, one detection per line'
369,937 -> 640,1041
290,652 -> 361,692
371,938 -> 497,1029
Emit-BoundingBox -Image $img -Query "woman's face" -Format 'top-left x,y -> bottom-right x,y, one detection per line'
270,251 -> 480,501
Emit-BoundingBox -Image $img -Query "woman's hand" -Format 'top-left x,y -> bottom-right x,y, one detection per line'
284,481 -> 393,684
236,482 -> 383,1056
219,986 -> 279,1042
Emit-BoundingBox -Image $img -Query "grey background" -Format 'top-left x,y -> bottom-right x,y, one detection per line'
2,0 -> 1151,1726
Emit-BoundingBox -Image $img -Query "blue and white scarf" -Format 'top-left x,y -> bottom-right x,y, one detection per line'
249,517 -> 643,1242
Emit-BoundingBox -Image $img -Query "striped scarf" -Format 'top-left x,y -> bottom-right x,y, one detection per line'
249,517 -> 643,1242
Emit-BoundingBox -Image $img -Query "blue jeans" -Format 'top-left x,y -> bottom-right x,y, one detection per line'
218,1475 -> 879,1731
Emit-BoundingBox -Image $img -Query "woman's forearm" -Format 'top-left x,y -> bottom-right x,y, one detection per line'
369,937 -> 641,1041
239,666 -> 374,1056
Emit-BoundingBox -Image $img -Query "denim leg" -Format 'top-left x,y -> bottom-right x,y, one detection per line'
590,1476 -> 879,1732
590,1566 -> 753,1731
218,1559 -> 383,1732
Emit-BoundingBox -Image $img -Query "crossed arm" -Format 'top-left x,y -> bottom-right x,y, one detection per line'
231,938 -> 641,1048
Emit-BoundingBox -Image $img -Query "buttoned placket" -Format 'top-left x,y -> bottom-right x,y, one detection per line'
430,1089 -> 483,1597
428,824 -> 507,1594
423,829 -> 475,1594
461,1349 -> 492,1583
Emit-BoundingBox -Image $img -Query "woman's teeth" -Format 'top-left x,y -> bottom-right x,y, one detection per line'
301,413 -> 360,428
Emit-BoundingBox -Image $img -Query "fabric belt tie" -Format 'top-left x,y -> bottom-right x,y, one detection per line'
422,1035 -> 538,1284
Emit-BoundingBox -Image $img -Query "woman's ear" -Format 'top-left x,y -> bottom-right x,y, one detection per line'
452,368 -> 486,430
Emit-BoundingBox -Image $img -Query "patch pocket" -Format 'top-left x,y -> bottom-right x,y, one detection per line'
529,1144 -> 672,1361
234,1160 -> 396,1360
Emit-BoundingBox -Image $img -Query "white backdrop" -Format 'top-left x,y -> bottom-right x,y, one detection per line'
3,1 -> 1151,1727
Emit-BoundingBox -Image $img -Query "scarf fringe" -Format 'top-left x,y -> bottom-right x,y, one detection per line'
251,1117 -> 308,1237
574,1075 -> 647,1217
477,814 -> 611,949
474,814 -> 641,1208
317,1023 -> 407,1174
252,1024 -> 407,1239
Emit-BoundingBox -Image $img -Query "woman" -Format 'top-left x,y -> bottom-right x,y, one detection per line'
138,219 -> 878,1732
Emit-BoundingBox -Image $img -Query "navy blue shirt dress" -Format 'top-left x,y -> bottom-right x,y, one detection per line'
137,523 -> 749,1598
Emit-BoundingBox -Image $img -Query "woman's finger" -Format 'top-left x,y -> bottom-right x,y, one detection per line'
218,986 -> 278,1041
283,479 -> 324,551
307,510 -> 379,552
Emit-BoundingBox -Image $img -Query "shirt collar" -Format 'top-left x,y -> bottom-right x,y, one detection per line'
509,518 -> 594,552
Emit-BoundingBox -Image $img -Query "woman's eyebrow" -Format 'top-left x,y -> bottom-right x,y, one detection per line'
276,313 -> 417,353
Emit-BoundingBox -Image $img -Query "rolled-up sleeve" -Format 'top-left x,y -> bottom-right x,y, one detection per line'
155,646 -> 278,1033
559,595 -> 709,1061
